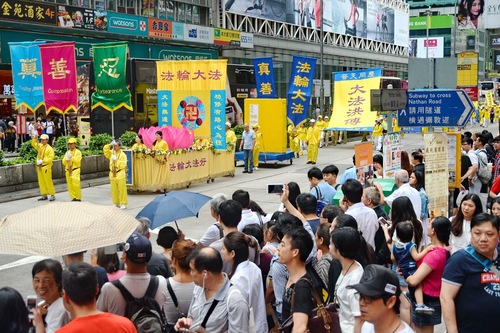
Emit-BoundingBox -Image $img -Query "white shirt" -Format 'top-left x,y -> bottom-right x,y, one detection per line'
199,222 -> 223,246
231,261 -> 268,333
449,217 -> 471,254
336,261 -> 363,333
45,297 -> 71,333
346,202 -> 379,249
237,209 -> 261,231
46,121 -> 54,134
386,183 -> 422,221
361,321 -> 415,333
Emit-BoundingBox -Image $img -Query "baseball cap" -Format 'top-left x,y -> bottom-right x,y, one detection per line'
252,123 -> 259,128
310,119 -> 316,123
68,137 -> 77,144
347,264 -> 399,298
225,122 -> 231,127
40,134 -> 49,140
124,232 -> 152,264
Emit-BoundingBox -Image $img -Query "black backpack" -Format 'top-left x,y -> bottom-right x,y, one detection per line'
113,276 -> 167,333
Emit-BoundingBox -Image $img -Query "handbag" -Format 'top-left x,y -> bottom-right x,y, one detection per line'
279,278 -> 341,333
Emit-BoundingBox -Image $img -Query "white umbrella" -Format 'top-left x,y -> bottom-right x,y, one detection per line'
0,202 -> 139,257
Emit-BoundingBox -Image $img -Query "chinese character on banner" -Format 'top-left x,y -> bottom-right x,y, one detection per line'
286,56 -> 316,126
253,57 -> 277,98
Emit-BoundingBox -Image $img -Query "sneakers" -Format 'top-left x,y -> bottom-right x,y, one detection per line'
38,195 -> 48,201
120,205 -> 127,210
71,199 -> 81,202
49,195 -> 55,202
415,304 -> 435,315
254,167 -> 259,171
243,170 -> 248,173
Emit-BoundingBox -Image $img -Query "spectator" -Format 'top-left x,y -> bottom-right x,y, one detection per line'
441,213 -> 500,333
470,134 -> 489,212
308,167 -> 336,204
31,259 -> 71,333
340,179 -> 379,249
221,232 -> 267,333
450,193 -> 483,254
97,232 -> 168,317
63,251 -> 108,292
411,151 -> 425,184
491,197 -> 500,218
406,217 -> 451,333
4,121 -> 17,153
135,217 -> 173,279
400,151 -> 414,177
277,182 -> 301,213
322,164 -> 341,190
320,204 -> 344,224
174,247 -> 249,332
197,193 -> 228,247
156,226 -> 178,262
340,155 -> 357,184
373,154 -> 384,178
362,186 -> 391,265
210,200 -> 260,274
453,154 -> 472,216
278,227 -> 315,331
249,200 -> 267,225
261,218 -> 280,255
409,170 -> 430,246
295,193 -> 321,234
164,239 -> 197,330
376,169 -> 422,220
330,227 -> 364,333
348,265 -> 412,333
56,262 -> 136,333
0,287 -> 30,333
95,248 -> 126,282
313,223 -> 333,288
492,135 -> 500,183
232,189 -> 260,230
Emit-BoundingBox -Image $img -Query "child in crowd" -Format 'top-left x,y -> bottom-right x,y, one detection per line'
391,221 -> 435,314
262,219 -> 280,255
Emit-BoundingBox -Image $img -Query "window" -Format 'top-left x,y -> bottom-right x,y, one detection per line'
177,2 -> 184,21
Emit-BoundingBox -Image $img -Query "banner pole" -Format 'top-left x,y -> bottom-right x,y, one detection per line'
111,111 -> 115,138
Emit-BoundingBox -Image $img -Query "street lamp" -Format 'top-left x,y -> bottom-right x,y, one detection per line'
424,6 -> 433,89
320,0 -> 324,116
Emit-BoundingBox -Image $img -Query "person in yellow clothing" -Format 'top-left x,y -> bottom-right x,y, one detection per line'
103,140 -> 128,209
225,122 -> 237,146
131,134 -> 146,151
253,123 -> 263,170
372,118 -> 384,152
62,137 -> 82,201
288,124 -> 300,158
297,123 -> 307,156
315,115 -> 327,148
32,133 -> 56,201
152,130 -> 169,151
306,119 -> 321,164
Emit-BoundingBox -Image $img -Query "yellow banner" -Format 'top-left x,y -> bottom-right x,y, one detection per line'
485,91 -> 495,105
329,70 -> 381,131
157,60 -> 227,91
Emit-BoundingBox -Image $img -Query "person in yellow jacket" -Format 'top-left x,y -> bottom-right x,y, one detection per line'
315,115 -> 327,148
62,137 -> 82,201
152,130 -> 169,152
306,119 -> 321,164
297,123 -> 307,156
131,134 -> 146,151
104,140 -> 128,209
372,118 -> 384,152
288,124 -> 300,158
225,122 -> 237,147
253,123 -> 263,170
32,133 -> 56,201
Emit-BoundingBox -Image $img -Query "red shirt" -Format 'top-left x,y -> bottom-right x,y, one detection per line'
56,312 -> 136,333
417,247 -> 448,297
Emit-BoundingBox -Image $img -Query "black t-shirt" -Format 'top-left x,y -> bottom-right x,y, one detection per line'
281,274 -> 315,321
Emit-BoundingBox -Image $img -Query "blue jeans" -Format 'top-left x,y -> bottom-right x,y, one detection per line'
243,149 -> 253,171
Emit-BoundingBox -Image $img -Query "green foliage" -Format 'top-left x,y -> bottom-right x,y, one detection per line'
54,136 -> 81,156
233,124 -> 244,136
82,149 -> 101,157
3,157 -> 26,166
0,149 -> 4,166
19,141 -> 37,163
119,131 -> 137,148
89,133 -> 113,152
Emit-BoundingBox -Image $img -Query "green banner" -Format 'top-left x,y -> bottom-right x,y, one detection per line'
410,16 -> 454,30
91,42 -> 132,112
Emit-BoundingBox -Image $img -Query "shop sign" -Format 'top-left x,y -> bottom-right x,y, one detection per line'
0,0 -> 57,25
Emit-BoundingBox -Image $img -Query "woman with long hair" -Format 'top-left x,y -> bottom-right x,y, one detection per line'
152,130 -> 169,151
406,217 -> 451,333
491,197 -> 500,218
410,170 -> 429,245
221,231 -> 267,333
95,248 -> 126,282
313,223 -> 333,287
131,133 -> 145,150
450,193 -> 483,254
278,181 -> 301,212
0,287 -> 30,333
401,150 -> 414,177
458,0 -> 484,29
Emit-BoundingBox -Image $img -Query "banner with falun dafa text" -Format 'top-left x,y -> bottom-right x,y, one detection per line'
9,41 -> 46,111
253,57 -> 277,98
156,60 -> 228,150
91,42 -> 132,112
39,42 -> 78,114
328,68 -> 382,131
287,56 -> 316,126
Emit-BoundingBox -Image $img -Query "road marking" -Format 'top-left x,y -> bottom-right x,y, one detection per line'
0,256 -> 48,271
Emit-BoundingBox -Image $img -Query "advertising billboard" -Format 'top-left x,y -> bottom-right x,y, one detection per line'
491,34 -> 500,49
408,37 -> 445,58
223,0 -> 408,46
494,50 -> 500,71
457,0 -> 500,30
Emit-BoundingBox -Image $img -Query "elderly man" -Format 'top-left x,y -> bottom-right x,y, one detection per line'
175,247 -> 249,332
239,123 -> 255,173
62,137 -> 82,201
376,169 -> 421,219
103,140 -> 128,209
32,133 -> 56,201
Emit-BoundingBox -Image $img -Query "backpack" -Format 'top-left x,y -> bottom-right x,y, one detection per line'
313,186 -> 328,217
476,149 -> 492,185
484,144 -> 496,164
113,276 -> 167,333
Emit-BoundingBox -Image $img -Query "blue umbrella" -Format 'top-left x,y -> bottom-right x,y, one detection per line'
136,190 -> 212,229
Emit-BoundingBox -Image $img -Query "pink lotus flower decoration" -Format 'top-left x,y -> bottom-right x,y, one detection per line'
138,126 -> 194,150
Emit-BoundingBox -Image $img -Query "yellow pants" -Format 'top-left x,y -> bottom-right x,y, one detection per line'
110,177 -> 128,206
290,137 -> 300,155
66,170 -> 81,200
37,166 -> 55,196
307,143 -> 319,163
253,146 -> 260,167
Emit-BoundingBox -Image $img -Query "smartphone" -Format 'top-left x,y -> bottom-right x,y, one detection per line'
27,295 -> 37,319
378,217 -> 390,226
267,184 -> 284,194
